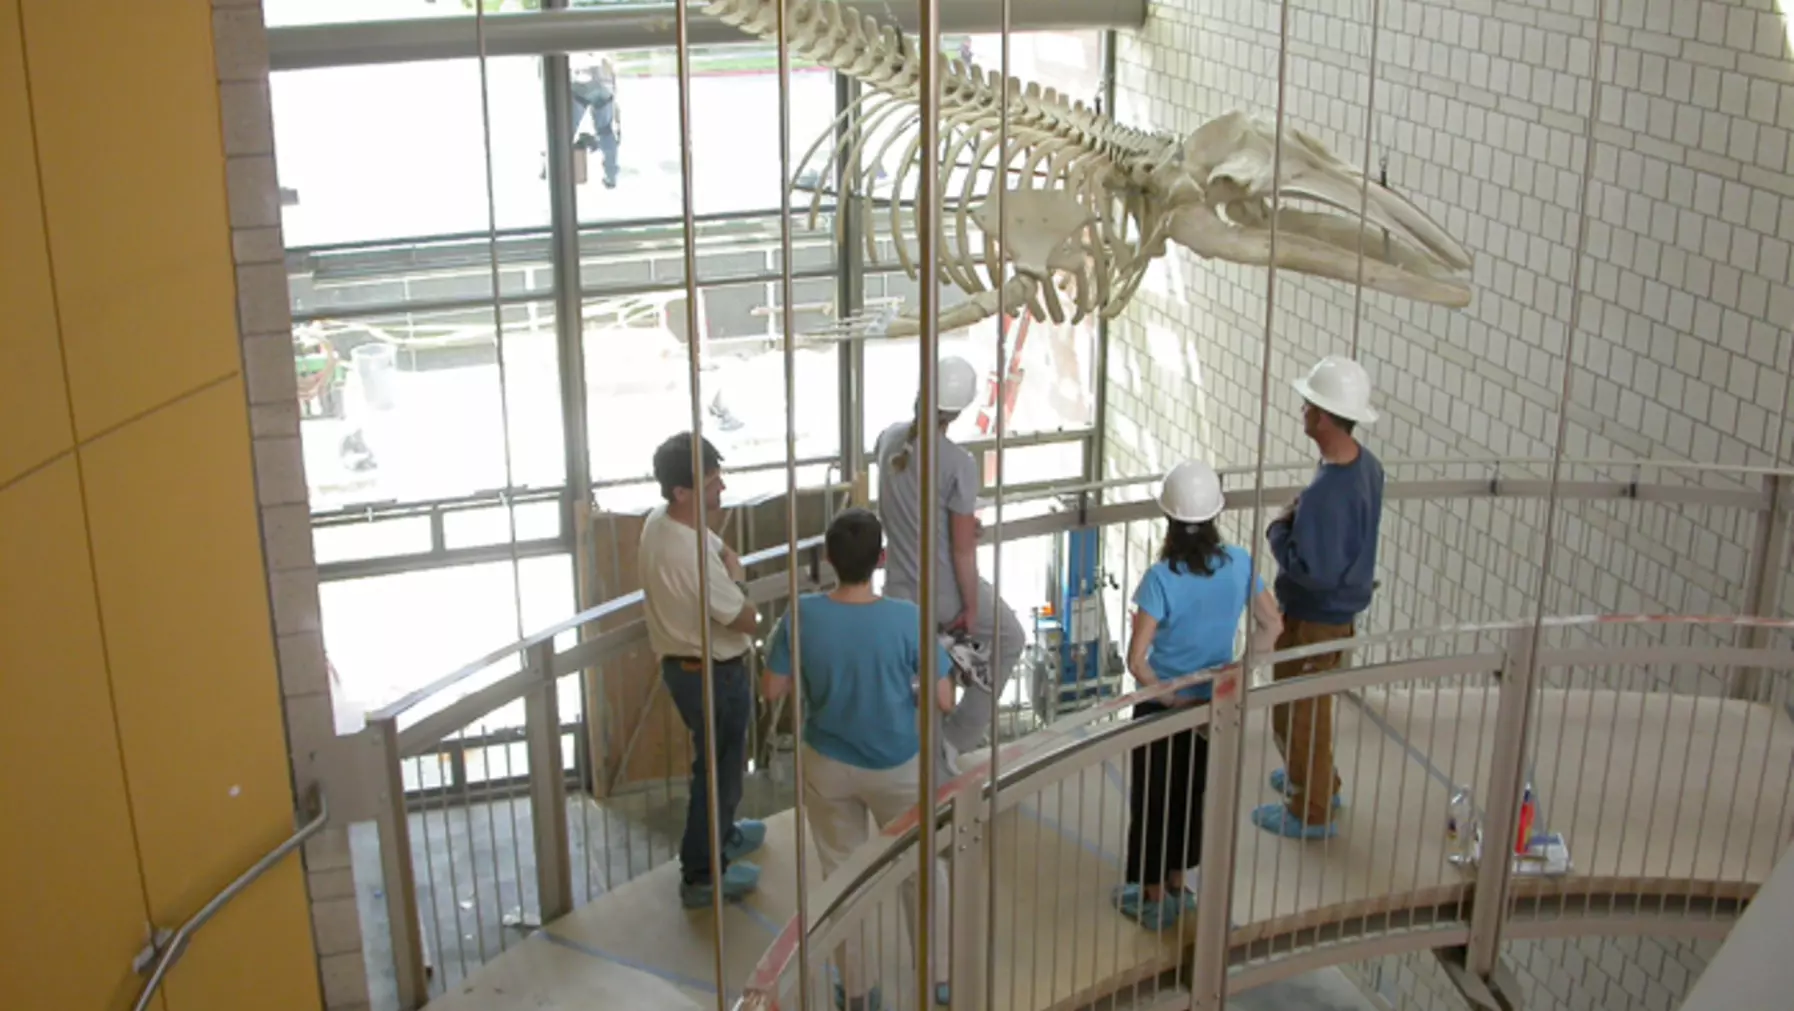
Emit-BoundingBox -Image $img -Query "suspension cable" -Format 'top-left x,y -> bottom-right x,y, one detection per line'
670,1 -> 731,1005
472,4 -> 531,651
1346,0 -> 1384,361
770,0 -> 813,1006
914,0 -> 944,1000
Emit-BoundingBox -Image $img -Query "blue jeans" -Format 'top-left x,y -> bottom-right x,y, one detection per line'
661,655 -> 752,884
571,95 -> 620,185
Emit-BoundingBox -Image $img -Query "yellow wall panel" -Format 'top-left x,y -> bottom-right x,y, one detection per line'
159,858 -> 319,1011
0,0 -> 74,484
21,1 -> 242,441
79,380 -> 322,1010
0,457 -> 153,1011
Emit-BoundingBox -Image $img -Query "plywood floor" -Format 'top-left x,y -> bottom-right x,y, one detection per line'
422,689 -> 1794,1011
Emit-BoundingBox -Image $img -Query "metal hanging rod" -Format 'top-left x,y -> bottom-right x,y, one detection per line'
267,0 -> 1147,72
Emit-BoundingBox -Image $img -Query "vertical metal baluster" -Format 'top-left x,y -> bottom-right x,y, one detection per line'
435,748 -> 470,986
415,753 -> 450,997
480,712 -> 510,953
1459,630 -> 1498,929
497,708 -> 533,923
1653,656 -> 1693,918
457,722 -> 492,968
1090,754 -> 1114,993
1700,647 -> 1749,900
574,683 -> 597,903
1610,653 -> 1652,917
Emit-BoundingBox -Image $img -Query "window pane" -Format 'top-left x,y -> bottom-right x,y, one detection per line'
861,312 -> 1097,454
312,515 -> 435,565
271,56 -> 549,248
564,47 -> 838,223
296,301 -> 564,512
958,31 -> 1105,108
265,0 -> 504,28
321,554 -> 577,727
584,280 -> 841,481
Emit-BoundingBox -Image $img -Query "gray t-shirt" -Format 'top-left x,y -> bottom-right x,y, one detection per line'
872,420 -> 982,623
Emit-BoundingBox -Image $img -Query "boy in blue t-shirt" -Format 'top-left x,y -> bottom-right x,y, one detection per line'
763,508 -> 955,1009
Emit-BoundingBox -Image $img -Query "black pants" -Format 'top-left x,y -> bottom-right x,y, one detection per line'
1124,700 -> 1211,888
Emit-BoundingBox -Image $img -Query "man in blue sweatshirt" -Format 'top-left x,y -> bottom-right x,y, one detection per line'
1255,356 -> 1385,841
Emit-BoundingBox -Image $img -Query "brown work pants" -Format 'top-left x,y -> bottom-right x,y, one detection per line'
1270,617 -> 1353,826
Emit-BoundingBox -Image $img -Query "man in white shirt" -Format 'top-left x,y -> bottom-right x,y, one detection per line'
639,432 -> 765,908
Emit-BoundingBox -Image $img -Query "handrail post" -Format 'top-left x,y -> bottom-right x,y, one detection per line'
1189,667 -> 1246,1011
1734,473 -> 1788,700
372,717 -> 429,1008
527,641 -> 575,922
1464,627 -> 1539,979
947,790 -> 987,1011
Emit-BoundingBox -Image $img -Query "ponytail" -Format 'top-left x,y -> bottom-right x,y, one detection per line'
888,420 -> 922,472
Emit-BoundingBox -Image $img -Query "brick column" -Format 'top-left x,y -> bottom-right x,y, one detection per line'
212,2 -> 371,1008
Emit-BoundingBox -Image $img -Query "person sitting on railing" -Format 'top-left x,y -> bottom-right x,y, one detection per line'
640,432 -> 767,909
1256,356 -> 1385,841
1114,460 -> 1283,930
872,354 -> 1027,774
762,508 -> 958,1009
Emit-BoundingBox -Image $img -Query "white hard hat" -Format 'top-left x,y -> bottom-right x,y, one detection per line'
936,355 -> 980,412
1157,460 -> 1225,524
1292,355 -> 1379,424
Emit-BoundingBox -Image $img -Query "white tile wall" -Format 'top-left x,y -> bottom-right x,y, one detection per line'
1105,0 -> 1793,647
1106,0 -> 1784,1000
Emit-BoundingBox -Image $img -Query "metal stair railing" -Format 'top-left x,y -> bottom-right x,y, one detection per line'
130,784 -> 329,1011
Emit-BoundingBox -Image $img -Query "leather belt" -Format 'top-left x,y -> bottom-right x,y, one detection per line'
667,653 -> 748,669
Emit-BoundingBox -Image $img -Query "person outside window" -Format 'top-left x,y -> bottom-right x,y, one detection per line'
872,355 -> 1026,773
571,56 -> 621,188
1113,460 -> 1282,929
638,432 -> 765,907
763,508 -> 956,1009
1254,356 -> 1385,841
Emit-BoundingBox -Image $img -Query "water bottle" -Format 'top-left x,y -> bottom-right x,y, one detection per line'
1446,785 -> 1477,866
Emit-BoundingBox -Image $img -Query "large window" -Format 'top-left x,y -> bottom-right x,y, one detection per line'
567,47 -> 839,222
270,57 -> 549,248
276,20 -> 1110,729
583,279 -> 843,481
319,554 -> 577,726
294,302 -> 564,513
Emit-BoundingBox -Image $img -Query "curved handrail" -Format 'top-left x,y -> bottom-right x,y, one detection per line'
731,613 -> 1794,1009
999,454 -> 1794,507
367,457 -> 1785,726
132,785 -> 329,1011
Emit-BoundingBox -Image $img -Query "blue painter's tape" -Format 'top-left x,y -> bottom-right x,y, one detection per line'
736,899 -> 783,937
540,928 -> 731,998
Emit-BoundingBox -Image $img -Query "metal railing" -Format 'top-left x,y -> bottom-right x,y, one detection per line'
131,785 -> 329,1011
330,456 -> 1793,1008
733,615 -> 1794,1011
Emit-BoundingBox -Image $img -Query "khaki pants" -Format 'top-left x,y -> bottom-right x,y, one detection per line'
802,746 -> 949,998
1270,617 -> 1352,825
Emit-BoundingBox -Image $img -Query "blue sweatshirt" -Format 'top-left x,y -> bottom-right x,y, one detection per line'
1267,446 -> 1384,624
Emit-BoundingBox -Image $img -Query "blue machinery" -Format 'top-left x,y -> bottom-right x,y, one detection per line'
1029,524 -> 1125,722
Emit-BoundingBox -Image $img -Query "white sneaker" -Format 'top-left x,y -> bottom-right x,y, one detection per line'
938,631 -> 994,692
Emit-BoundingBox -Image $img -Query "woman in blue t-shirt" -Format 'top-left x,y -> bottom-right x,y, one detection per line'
1112,460 -> 1283,929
